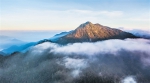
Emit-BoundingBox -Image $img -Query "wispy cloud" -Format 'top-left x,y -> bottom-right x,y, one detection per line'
1,8 -> 149,30
2,9 -> 123,21
67,10 -> 123,18
1,9 -> 124,30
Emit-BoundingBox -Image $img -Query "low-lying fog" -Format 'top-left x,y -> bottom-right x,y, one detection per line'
0,38 -> 150,83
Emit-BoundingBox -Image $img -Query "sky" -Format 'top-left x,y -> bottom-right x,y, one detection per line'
0,0 -> 150,30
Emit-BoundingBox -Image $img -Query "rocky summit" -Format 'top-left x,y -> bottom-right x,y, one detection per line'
52,21 -> 137,44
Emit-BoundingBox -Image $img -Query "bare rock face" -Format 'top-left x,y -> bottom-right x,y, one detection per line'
55,21 -> 137,44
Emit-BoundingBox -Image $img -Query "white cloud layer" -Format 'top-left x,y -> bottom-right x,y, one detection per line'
0,38 -> 150,83
50,39 -> 150,56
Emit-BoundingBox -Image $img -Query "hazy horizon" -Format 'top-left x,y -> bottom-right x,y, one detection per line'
0,30 -> 65,42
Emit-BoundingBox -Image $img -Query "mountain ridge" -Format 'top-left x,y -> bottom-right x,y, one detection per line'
0,21 -> 139,54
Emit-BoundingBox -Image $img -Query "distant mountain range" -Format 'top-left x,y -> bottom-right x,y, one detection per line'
125,29 -> 150,39
51,21 -> 138,44
1,42 -> 36,54
0,35 -> 26,50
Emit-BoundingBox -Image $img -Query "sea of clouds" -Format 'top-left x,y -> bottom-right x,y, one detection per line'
0,37 -> 150,83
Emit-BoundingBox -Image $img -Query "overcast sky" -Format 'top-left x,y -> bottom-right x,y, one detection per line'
0,0 -> 150,30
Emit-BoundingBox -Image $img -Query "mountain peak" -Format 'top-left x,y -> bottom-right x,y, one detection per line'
77,21 -> 93,29
51,21 -> 137,44
84,21 -> 92,24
